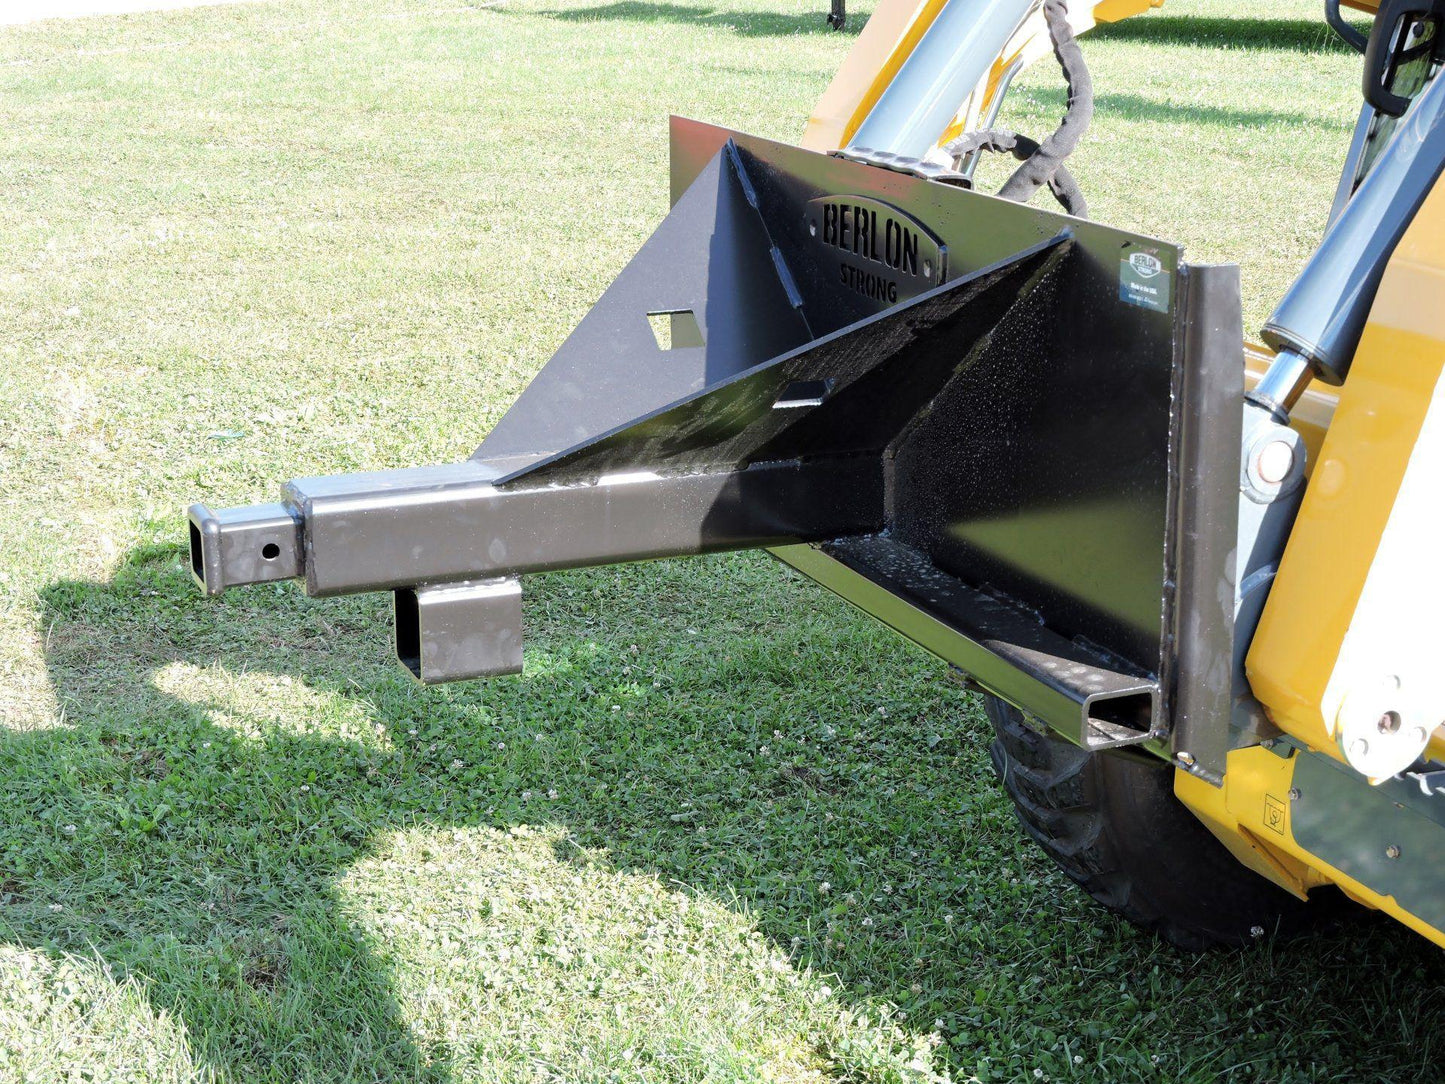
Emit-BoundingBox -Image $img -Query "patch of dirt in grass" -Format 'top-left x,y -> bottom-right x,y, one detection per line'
242,950 -> 289,991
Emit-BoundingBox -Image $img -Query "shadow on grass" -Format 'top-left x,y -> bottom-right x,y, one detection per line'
2,549 -> 454,1081
1090,91 -> 1350,132
539,0 -> 859,37
2,541 -> 979,1080
1090,14 -> 1357,53
4,541 -> 1445,1080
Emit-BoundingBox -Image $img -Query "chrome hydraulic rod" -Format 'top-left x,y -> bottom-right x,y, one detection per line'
846,0 -> 1038,159
1244,347 -> 1316,421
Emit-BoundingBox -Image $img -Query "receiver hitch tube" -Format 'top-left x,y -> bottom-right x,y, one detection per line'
189,458 -> 882,680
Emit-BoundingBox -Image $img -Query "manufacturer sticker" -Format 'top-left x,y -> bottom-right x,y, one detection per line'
806,195 -> 947,312
1263,793 -> 1287,835
1119,243 -> 1171,313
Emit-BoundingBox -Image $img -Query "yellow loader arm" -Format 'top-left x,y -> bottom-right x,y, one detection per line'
807,0 -> 1387,158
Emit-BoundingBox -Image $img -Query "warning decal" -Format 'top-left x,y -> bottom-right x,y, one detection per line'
1263,794 -> 1287,836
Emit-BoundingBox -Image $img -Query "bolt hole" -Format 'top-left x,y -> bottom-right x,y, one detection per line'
1378,710 -> 1402,735
261,543 -> 281,561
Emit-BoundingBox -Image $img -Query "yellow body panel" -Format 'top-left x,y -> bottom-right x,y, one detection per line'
1247,180 -> 1445,767
1175,181 -> 1445,942
1176,750 -> 1445,946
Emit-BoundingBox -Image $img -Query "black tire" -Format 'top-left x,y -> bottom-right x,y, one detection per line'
985,696 -> 1326,949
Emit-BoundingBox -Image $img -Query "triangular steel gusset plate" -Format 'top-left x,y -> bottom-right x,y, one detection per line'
494,234 -> 1067,486
477,123 -> 1082,465
478,141 -> 816,461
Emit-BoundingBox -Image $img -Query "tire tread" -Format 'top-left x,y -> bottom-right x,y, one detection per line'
986,697 -> 1323,950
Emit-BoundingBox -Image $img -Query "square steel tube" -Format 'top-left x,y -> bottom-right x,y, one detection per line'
284,458 -> 883,597
394,578 -> 524,684
188,502 -> 302,597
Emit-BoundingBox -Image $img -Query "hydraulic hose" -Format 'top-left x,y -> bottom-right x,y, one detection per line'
947,128 -> 1088,215
997,0 -> 1093,204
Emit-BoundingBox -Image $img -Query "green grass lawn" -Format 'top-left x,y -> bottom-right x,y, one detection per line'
2,0 -> 1443,1080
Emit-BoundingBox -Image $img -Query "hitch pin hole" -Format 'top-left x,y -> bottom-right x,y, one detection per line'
189,521 -> 204,579
261,542 -> 281,561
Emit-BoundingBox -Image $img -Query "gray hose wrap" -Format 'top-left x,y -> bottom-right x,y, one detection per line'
947,129 -> 1088,214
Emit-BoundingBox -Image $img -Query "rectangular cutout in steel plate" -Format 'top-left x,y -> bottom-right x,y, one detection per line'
646,309 -> 705,351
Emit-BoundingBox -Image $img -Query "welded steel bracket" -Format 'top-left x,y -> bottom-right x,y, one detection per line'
189,120 -> 1244,762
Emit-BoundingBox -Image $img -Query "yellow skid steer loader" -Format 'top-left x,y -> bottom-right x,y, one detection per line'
187,0 -> 1445,949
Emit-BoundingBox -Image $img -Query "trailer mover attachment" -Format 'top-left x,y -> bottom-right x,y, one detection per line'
188,119 -> 1243,763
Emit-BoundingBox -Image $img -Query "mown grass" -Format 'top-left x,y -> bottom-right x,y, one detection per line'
1,0 -> 1442,1081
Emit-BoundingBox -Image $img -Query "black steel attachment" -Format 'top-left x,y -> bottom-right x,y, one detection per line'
190,119 -> 1243,759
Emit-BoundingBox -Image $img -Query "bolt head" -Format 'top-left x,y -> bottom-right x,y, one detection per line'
1386,845 -> 1402,860
1256,439 -> 1295,485
1177,751 -> 1196,767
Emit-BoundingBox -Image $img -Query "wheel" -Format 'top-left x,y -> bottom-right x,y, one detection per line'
985,696 -> 1327,949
